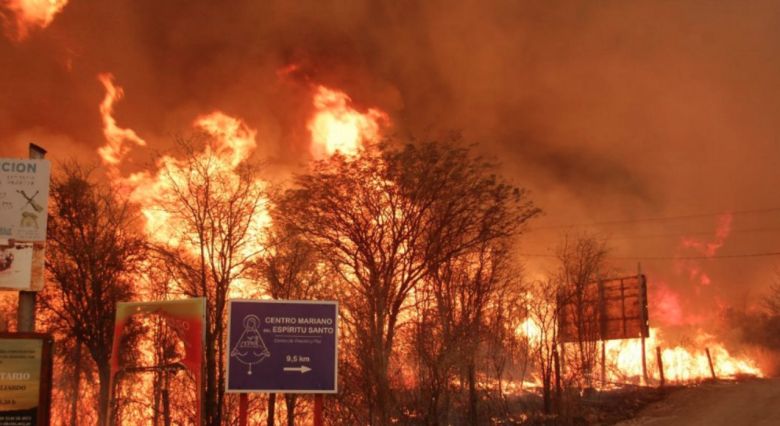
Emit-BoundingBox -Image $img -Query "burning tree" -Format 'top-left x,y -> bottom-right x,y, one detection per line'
405,140 -> 538,423
140,136 -> 268,426
277,141 -> 538,424
39,164 -> 147,426
411,242 -> 523,424
525,278 -> 562,415
555,234 -> 609,388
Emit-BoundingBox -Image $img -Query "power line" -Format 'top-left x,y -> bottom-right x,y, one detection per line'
605,226 -> 780,241
518,251 -> 780,261
528,207 -> 780,232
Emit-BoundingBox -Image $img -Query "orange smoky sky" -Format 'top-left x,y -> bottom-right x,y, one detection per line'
1,1 -> 780,336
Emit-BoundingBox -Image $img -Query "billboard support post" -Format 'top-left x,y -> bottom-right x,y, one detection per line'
238,393 -> 248,426
17,143 -> 46,332
314,394 -> 323,426
638,264 -> 648,385
706,348 -> 717,380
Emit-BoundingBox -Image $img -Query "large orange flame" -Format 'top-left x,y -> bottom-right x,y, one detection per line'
2,0 -> 68,40
307,85 -> 387,159
94,77 -> 272,423
97,73 -> 147,168
123,111 -> 266,251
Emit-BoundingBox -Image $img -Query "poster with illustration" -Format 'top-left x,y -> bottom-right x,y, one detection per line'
0,241 -> 33,291
0,159 -> 51,243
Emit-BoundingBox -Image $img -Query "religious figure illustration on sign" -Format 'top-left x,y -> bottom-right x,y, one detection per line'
230,314 -> 271,375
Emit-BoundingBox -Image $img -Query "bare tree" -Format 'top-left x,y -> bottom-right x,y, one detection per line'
414,241 -> 520,425
555,234 -> 608,388
764,270 -> 780,317
526,278 -> 561,414
402,141 -> 537,425
277,146 -> 427,425
149,139 -> 267,426
277,141 -> 538,425
39,164 -> 147,426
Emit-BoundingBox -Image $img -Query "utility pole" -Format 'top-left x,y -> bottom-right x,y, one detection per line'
16,142 -> 46,332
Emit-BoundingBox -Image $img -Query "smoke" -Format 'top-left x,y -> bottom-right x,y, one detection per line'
2,0 -> 780,353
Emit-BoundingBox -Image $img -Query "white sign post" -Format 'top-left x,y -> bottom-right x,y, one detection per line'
1,144 -> 50,332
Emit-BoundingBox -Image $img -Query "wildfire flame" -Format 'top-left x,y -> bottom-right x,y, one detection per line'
307,85 -> 387,159
518,319 -> 761,386
123,111 -> 265,252
1,0 -> 68,40
606,328 -> 761,384
96,76 -> 272,423
97,73 -> 147,169
96,73 -> 270,285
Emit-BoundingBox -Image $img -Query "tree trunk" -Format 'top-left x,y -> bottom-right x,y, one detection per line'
153,370 -> 161,426
553,345 -> 562,413
268,393 -> 276,426
97,363 -> 111,426
216,297 -> 227,426
542,374 -> 551,414
369,332 -> 392,426
163,372 -> 171,426
69,342 -> 82,426
428,389 -> 440,426
205,325 -> 218,426
467,361 -> 477,426
285,394 -> 296,426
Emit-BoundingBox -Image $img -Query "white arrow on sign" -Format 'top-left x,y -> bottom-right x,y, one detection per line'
283,365 -> 312,373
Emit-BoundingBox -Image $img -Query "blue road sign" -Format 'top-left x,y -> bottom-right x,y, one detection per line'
226,300 -> 338,393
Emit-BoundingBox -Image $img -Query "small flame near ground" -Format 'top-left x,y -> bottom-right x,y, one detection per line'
1,0 -> 68,40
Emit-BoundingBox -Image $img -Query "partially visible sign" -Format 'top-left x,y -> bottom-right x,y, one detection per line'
226,300 -> 338,394
0,158 -> 49,292
109,298 -> 206,426
558,274 -> 649,343
0,333 -> 53,426
0,159 -> 51,242
0,241 -> 44,292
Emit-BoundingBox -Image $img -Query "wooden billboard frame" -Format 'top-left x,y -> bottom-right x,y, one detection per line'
557,274 -> 649,343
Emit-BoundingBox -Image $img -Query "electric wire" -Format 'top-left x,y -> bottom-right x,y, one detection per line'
528,206 -> 780,232
518,251 -> 780,260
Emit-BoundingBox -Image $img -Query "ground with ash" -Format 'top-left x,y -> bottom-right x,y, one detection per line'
506,377 -> 780,425
616,378 -> 780,426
